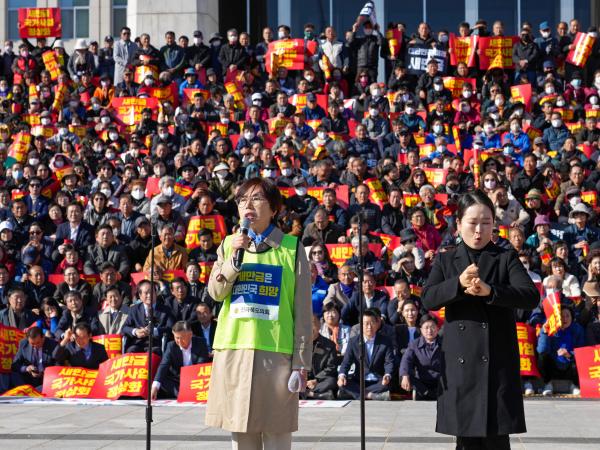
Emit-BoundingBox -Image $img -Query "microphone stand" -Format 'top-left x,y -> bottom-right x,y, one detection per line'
356,211 -> 366,450
145,218 -> 156,450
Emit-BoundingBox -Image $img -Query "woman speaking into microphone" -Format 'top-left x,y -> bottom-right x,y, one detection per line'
205,178 -> 312,450
422,191 -> 539,450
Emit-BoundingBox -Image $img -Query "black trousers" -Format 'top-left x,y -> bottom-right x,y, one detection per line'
538,353 -> 579,385
307,377 -> 337,395
456,435 -> 510,450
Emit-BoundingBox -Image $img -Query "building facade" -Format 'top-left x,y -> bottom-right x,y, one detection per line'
1,0 -> 598,51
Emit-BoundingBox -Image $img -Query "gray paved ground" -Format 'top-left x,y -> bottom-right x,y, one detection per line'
0,399 -> 598,449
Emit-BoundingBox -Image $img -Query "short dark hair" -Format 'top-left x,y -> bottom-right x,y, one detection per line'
74,322 -> 92,335
26,326 -> 43,339
419,314 -> 438,328
457,189 -> 495,221
235,178 -> 283,216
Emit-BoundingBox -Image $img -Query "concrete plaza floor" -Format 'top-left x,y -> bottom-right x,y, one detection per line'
0,399 -> 598,449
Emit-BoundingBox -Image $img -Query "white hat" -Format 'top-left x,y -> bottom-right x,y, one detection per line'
251,92 -> 262,101
569,203 -> 591,219
0,221 -> 13,232
74,38 -> 88,50
214,162 -> 230,172
53,39 -> 64,49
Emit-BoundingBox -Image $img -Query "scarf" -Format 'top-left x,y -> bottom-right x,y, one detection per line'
248,223 -> 274,245
340,282 -> 354,298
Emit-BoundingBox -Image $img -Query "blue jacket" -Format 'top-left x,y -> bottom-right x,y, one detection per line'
480,132 -> 502,149
503,131 -> 531,153
178,79 -> 204,97
312,276 -> 329,316
348,137 -> 380,168
399,114 -> 425,132
537,322 -> 585,370
543,125 -> 570,151
302,105 -> 326,120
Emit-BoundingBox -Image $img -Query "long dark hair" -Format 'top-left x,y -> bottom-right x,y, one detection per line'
457,190 -> 495,221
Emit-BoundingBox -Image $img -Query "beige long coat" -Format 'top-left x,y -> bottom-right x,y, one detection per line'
205,227 -> 312,433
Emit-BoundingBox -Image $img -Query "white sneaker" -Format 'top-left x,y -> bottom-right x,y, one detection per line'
542,383 -> 553,396
570,384 -> 580,396
523,382 -> 534,396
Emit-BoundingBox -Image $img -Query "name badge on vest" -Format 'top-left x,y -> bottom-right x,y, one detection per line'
230,263 -> 282,320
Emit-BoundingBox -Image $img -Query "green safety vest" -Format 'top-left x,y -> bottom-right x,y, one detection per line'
213,233 -> 298,354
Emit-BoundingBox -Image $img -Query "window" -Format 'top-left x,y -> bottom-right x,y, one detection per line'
112,0 -> 128,38
478,0 -> 518,35
427,0 -> 465,34
8,0 -> 36,41
59,0 -> 90,39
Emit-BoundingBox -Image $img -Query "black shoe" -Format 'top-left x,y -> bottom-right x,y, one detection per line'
337,387 -> 354,400
314,391 -> 335,400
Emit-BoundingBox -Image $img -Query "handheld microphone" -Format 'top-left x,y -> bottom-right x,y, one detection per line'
233,217 -> 251,269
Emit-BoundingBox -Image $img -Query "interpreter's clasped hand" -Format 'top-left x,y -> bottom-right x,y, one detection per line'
464,278 -> 492,297
459,264 -> 479,289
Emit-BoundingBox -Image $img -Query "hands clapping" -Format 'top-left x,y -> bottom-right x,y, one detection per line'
460,264 -> 492,297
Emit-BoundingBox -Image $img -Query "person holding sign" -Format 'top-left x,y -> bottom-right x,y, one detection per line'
205,178 -> 311,450
422,191 -> 538,449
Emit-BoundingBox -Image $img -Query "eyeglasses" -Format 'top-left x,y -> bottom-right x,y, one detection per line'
29,184 -> 41,188
492,229 -> 500,233
237,195 -> 267,206
403,239 -> 416,244
29,230 -> 42,235
311,250 -> 323,255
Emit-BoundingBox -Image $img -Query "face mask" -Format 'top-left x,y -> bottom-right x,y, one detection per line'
364,29 -> 373,36
551,119 -> 562,128
295,187 -> 307,196
439,35 -> 449,43
591,96 -> 599,105
278,31 -> 286,39
484,179 -> 496,190
433,84 -> 443,92
92,103 -> 101,111
317,131 -> 327,140
185,132 -> 195,139
284,128 -> 293,137
556,99 -> 566,107
109,132 -> 118,141
21,51 -> 29,57
405,107 -> 415,115
144,79 -> 153,86
101,81 -> 109,87
541,31 -> 551,38
305,75 -> 314,82
590,32 -> 599,38
154,167 -> 165,177
12,170 -> 23,180
281,168 -> 292,177
69,101 -> 78,108
162,186 -> 174,197
263,169 -> 276,178
194,38 -> 202,45
433,124 -> 443,134
216,171 -> 228,179
4,46 -> 12,53
29,158 -> 39,166
41,118 -> 51,126
503,146 -> 514,155
54,159 -> 65,168
484,125 -> 493,134
211,40 -> 221,47
100,189 -> 112,198
228,35 -> 238,44
511,124 -> 521,133
494,98 -> 503,107
369,108 -> 379,117
490,113 -> 499,121
107,151 -> 117,160
220,117 -> 229,124
101,117 -> 111,125
569,196 -> 581,208
463,90 -> 472,98
244,131 -> 254,140
571,79 -> 582,88
371,89 -> 381,97
131,189 -> 144,200
462,105 -> 471,113
545,86 -> 555,95
473,143 -> 483,150
436,145 -> 446,153
304,31 -> 314,39
58,128 -> 67,136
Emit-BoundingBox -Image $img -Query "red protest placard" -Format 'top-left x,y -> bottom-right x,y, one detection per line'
442,77 -> 477,98
111,97 -> 159,129
449,34 -> 477,67
7,132 -> 31,167
18,7 -> 61,38
265,39 -> 306,73
177,362 -> 212,402
185,215 -> 227,250
423,167 -> 448,188
147,83 -> 179,107
386,28 -> 403,58
516,322 -> 541,377
510,84 -> 532,112
42,50 -> 61,81
90,353 -> 160,400
182,88 -> 210,107
403,192 -> 420,207
290,93 -> 328,112
574,345 -> 600,398
42,366 -> 99,398
364,177 -> 388,209
581,191 -> 598,208
429,307 -> 445,326
478,36 -> 519,69
130,270 -> 186,286
566,32 -> 597,67
371,232 -> 401,256
0,384 -> 43,397
198,261 -> 214,284
542,292 -> 562,336
0,324 -> 25,374
92,334 -> 123,359
325,243 -> 382,268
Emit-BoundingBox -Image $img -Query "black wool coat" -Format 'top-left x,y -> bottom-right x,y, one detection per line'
422,242 -> 539,437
